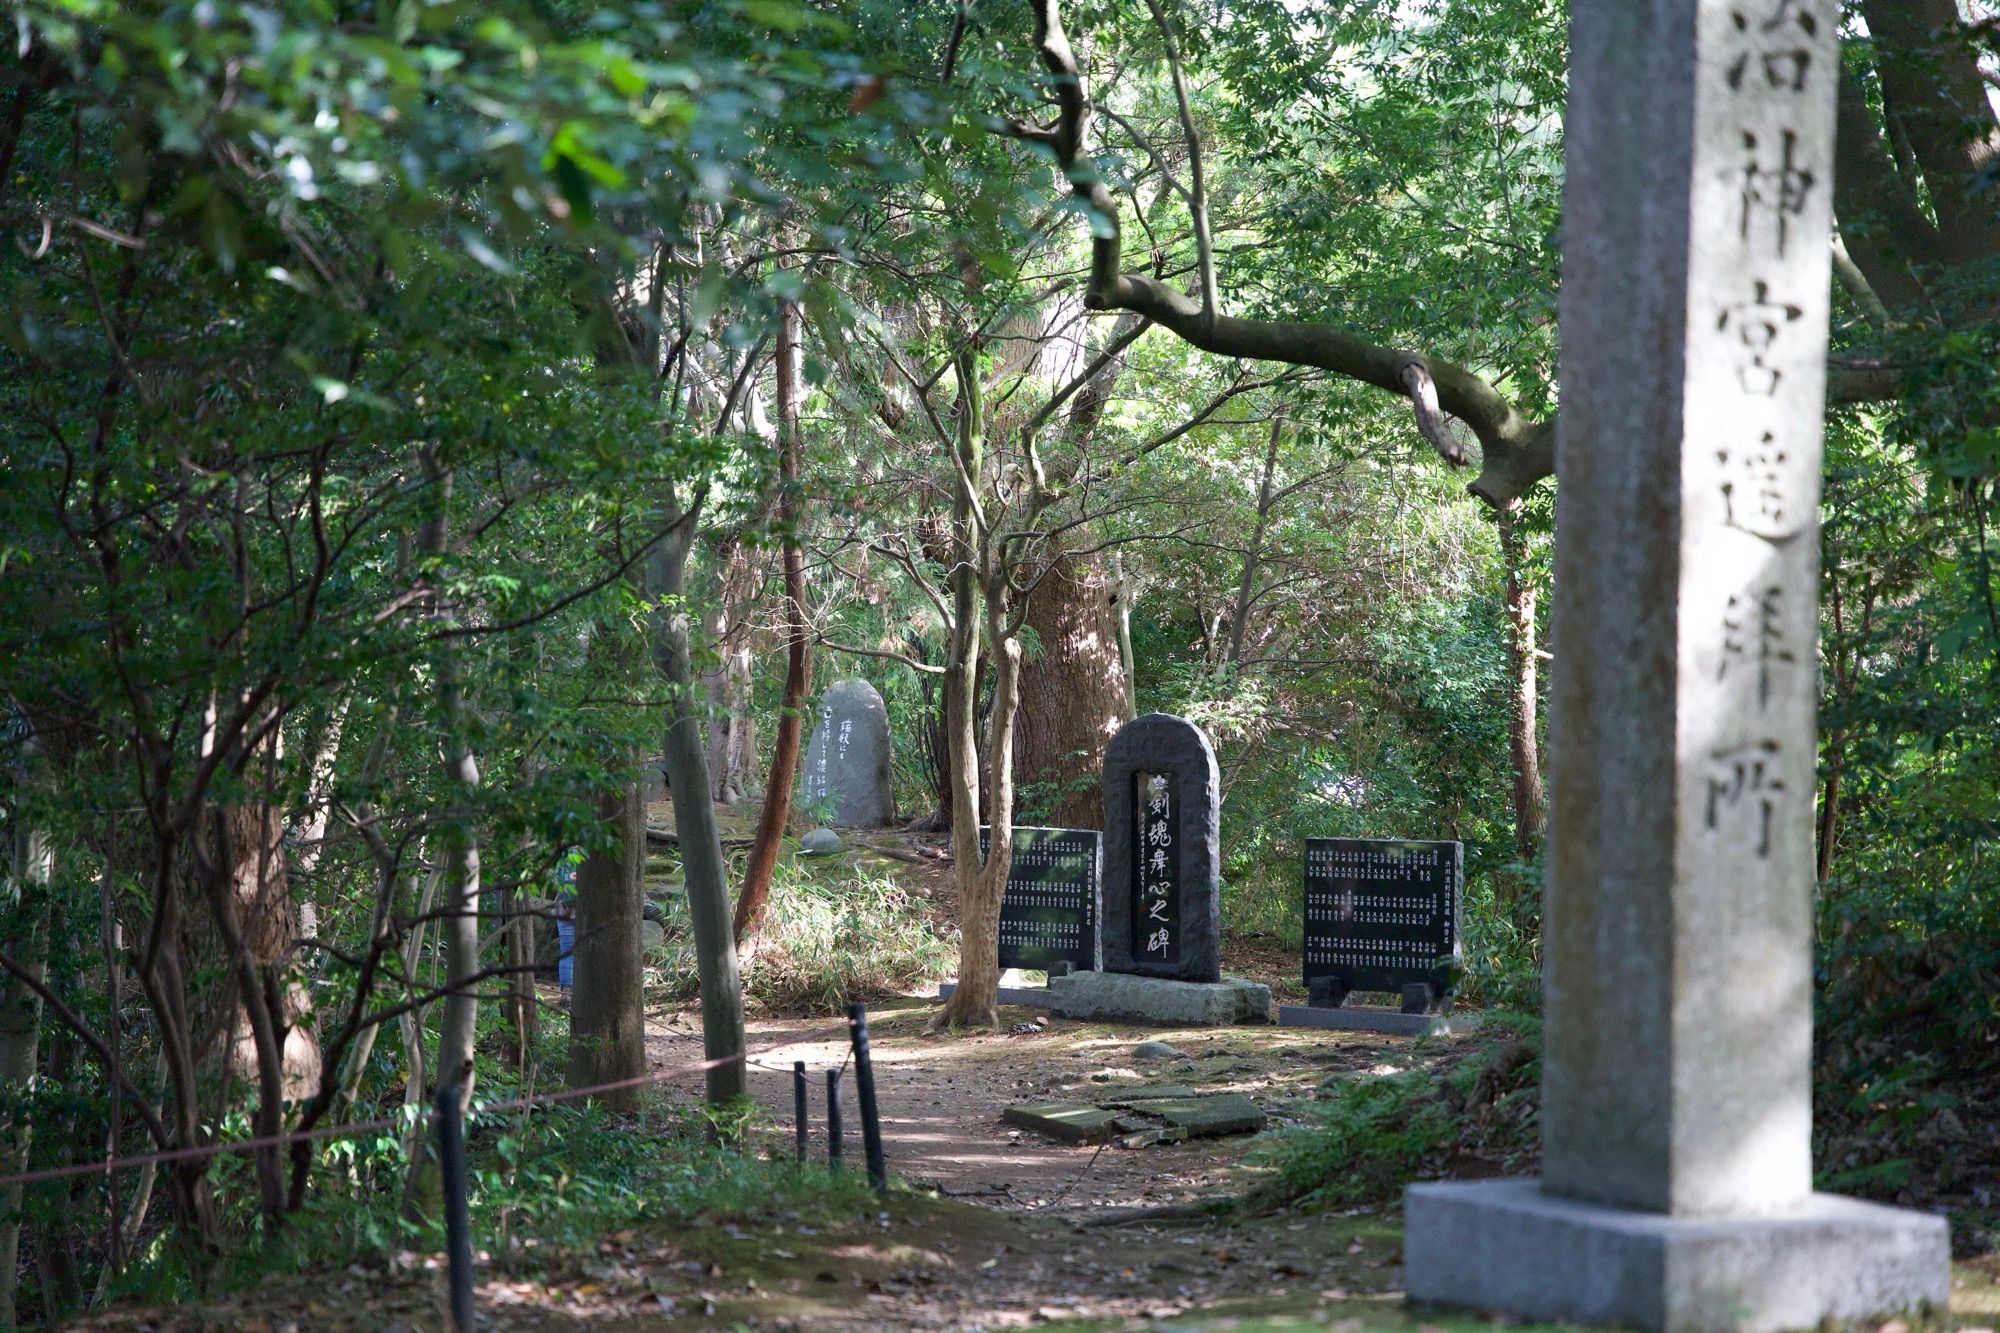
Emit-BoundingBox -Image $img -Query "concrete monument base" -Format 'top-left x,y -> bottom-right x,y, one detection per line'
1275,1004 -> 1474,1037
1404,1178 -> 1950,1333
1044,971 -> 1271,1026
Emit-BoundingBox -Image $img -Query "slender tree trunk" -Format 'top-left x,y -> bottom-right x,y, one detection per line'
703,543 -> 760,806
421,448 -> 482,1124
568,779 -> 645,1109
1112,552 -> 1138,722
936,348 -> 1016,1029
0,825 -> 51,1328
1013,551 -> 1129,827
652,503 -> 748,1107
1224,418 -> 1283,670
736,299 -> 811,944
1498,505 -> 1546,881
501,878 -> 536,1074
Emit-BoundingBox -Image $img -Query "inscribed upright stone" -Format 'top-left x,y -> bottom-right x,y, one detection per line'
799,679 -> 894,828
1401,2 -> 1948,1326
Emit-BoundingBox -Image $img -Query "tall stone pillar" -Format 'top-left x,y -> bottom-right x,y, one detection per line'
1401,2 -> 1949,1328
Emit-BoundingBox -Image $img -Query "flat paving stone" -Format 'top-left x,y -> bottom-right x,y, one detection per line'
1001,1101 -> 1123,1144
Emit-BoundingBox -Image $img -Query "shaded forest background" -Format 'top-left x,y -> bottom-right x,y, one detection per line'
0,0 -> 1995,1324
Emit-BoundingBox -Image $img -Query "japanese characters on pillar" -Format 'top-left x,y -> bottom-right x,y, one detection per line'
1687,0 -> 1835,890
1133,772 -> 1181,964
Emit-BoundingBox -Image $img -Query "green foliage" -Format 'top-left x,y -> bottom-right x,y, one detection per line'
105,1097 -> 873,1310
651,857 -> 956,1014
1249,1014 -> 1541,1212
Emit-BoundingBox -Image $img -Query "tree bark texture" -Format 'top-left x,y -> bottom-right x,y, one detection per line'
702,538 -> 760,806
422,452 -> 482,1114
936,348 -> 1025,1029
568,778 -> 646,1109
652,509 -> 748,1106
736,299 -> 811,944
1013,551 -> 1129,827
0,827 -> 50,1328
1498,507 -> 1546,878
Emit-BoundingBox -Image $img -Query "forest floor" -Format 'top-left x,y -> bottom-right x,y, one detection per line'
72,997 -> 2000,1330
69,814 -> 2000,1330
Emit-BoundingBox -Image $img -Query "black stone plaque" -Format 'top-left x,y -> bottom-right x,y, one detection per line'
982,826 -> 1101,974
1303,838 -> 1462,1009
1101,714 -> 1221,982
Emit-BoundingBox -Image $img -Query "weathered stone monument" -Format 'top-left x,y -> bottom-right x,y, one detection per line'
798,678 -> 894,828
1402,2 -> 1949,1327
1277,837 -> 1466,1037
1043,713 -> 1268,1024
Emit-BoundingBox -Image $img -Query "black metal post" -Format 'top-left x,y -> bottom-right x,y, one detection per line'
434,1085 -> 475,1332
793,1060 -> 808,1164
825,1068 -> 843,1167
846,1002 -> 887,1192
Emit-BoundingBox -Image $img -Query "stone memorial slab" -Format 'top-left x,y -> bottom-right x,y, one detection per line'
1302,837 -> 1462,1011
1402,3 -> 1948,1327
981,825 -> 1102,975
1100,713 -> 1221,983
799,678 -> 894,828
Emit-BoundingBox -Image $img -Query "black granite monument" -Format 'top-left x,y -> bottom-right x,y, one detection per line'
981,825 -> 1101,974
1100,713 -> 1221,983
1303,837 -> 1462,1013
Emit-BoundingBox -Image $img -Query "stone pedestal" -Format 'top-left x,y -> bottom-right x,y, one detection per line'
1406,1181 -> 1948,1332
1274,1004 -> 1468,1038
1401,2 -> 1948,1326
1044,971 -> 1270,1026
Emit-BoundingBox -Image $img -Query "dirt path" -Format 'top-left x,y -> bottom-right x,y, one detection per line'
70,994 -> 2000,1330
647,997 -> 1413,1216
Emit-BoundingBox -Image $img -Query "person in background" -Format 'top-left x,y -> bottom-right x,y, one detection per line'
553,847 -> 583,996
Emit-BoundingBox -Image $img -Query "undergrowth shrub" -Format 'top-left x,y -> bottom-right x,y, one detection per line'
649,857 -> 956,1013
1249,1013 -> 1541,1211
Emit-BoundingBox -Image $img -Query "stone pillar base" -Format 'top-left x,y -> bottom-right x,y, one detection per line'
1404,1178 -> 1948,1332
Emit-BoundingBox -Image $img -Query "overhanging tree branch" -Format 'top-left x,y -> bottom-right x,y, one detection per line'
1019,0 -> 1555,507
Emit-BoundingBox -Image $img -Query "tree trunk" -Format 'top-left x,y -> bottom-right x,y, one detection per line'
736,299 -> 811,944
652,504 -> 748,1107
424,449 -> 482,1118
1498,506 -> 1546,880
0,825 -> 50,1329
1112,552 -> 1138,722
1013,551 -> 1130,827
568,778 -> 645,1109
501,878 -> 536,1074
936,348 -> 1019,1030
702,540 -> 759,806
1224,418 -> 1284,671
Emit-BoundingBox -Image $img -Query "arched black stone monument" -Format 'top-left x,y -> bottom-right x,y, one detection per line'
1100,712 -> 1221,983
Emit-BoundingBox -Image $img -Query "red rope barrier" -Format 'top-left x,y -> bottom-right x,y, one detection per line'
0,1019 -> 855,1191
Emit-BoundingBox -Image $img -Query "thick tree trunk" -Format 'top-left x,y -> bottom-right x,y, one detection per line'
1498,507 -> 1546,880
568,779 -> 645,1108
1014,551 -> 1129,827
652,507 -> 748,1107
736,300 -> 810,944
0,826 -> 50,1328
217,794 -> 321,1100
